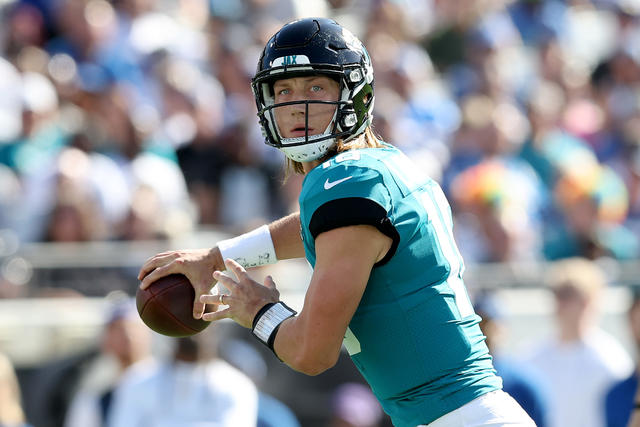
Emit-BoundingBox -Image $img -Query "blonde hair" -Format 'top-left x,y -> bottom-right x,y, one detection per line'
545,257 -> 607,300
0,353 -> 26,425
284,127 -> 384,179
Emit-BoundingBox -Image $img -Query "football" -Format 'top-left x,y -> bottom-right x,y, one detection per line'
136,274 -> 212,337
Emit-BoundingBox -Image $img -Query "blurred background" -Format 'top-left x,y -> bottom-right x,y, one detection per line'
0,0 -> 639,426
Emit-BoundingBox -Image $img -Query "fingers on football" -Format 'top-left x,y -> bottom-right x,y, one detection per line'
202,308 -> 230,322
139,263 -> 176,290
138,253 -> 177,282
192,299 -> 206,320
212,270 -> 238,289
138,258 -> 157,281
199,294 -> 229,305
224,258 -> 248,278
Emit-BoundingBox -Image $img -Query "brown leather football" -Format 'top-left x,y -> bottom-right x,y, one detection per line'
136,274 -> 211,337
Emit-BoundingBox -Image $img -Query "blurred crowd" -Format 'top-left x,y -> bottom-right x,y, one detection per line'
1,1 -> 640,426
0,0 -> 638,263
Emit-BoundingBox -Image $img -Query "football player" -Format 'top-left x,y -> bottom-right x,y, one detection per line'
139,18 -> 535,427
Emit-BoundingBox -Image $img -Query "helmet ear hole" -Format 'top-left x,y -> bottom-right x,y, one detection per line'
342,113 -> 357,128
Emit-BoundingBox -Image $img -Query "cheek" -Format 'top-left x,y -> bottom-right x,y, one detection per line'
311,103 -> 337,124
273,106 -> 289,129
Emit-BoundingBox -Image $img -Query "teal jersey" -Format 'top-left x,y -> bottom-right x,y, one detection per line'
299,145 -> 501,426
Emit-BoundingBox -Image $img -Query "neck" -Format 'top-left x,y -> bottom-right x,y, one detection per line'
558,316 -> 593,343
559,324 -> 583,343
302,160 -> 321,174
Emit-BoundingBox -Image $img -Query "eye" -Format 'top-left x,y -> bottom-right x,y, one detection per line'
310,85 -> 323,92
277,88 -> 290,96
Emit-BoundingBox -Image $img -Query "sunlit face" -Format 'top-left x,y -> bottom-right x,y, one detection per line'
273,76 -> 340,139
553,285 -> 590,327
102,317 -> 151,366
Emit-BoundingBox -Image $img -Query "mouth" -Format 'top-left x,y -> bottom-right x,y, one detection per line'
288,126 -> 313,137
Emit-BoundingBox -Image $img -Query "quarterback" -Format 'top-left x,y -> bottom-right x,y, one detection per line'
139,18 -> 535,427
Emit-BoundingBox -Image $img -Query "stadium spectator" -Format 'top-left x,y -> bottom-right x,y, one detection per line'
0,352 -> 33,427
611,125 -> 640,240
604,288 -> 640,427
523,257 -> 634,427
1,0 -> 640,425
107,326 -> 258,427
0,0 -> 638,260
474,291 -> 550,426
64,298 -> 154,427
327,382 -> 384,427
540,133 -> 638,260
449,158 -> 545,263
0,164 -> 22,233
628,375 -> 640,427
139,18 -> 535,427
43,180 -> 107,243
218,337 -> 301,427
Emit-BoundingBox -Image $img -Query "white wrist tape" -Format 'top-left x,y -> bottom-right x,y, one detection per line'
217,224 -> 277,268
252,302 -> 297,349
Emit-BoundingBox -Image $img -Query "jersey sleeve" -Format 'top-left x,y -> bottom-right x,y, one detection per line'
300,157 -> 400,265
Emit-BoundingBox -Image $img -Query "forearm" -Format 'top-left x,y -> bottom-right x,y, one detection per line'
272,314 -> 341,376
247,271 -> 344,376
268,212 -> 305,260
210,226 -> 377,376
268,267 -> 353,375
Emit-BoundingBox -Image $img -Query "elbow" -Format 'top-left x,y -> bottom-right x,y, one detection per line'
289,348 -> 339,376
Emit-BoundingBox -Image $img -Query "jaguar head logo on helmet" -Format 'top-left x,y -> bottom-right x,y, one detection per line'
251,18 -> 375,163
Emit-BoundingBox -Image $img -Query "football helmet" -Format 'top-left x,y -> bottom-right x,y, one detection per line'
252,18 -> 374,162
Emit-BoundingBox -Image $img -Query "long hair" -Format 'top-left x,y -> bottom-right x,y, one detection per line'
284,127 -> 384,180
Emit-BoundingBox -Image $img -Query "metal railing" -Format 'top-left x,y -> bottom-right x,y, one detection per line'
0,233 -> 637,366
3,236 -> 638,296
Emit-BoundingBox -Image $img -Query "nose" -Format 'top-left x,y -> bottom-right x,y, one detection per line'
290,100 -> 306,115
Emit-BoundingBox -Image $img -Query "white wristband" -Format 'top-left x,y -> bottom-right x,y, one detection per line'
252,302 -> 297,349
217,224 -> 277,268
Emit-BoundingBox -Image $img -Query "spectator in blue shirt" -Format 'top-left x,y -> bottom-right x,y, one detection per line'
605,288 -> 640,427
474,291 -> 550,427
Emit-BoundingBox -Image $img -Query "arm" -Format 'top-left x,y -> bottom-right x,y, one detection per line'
274,224 -> 391,374
203,224 -> 392,375
269,212 -> 305,260
137,212 -> 303,319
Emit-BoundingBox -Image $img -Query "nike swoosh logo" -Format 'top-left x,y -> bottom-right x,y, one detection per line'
324,176 -> 353,190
